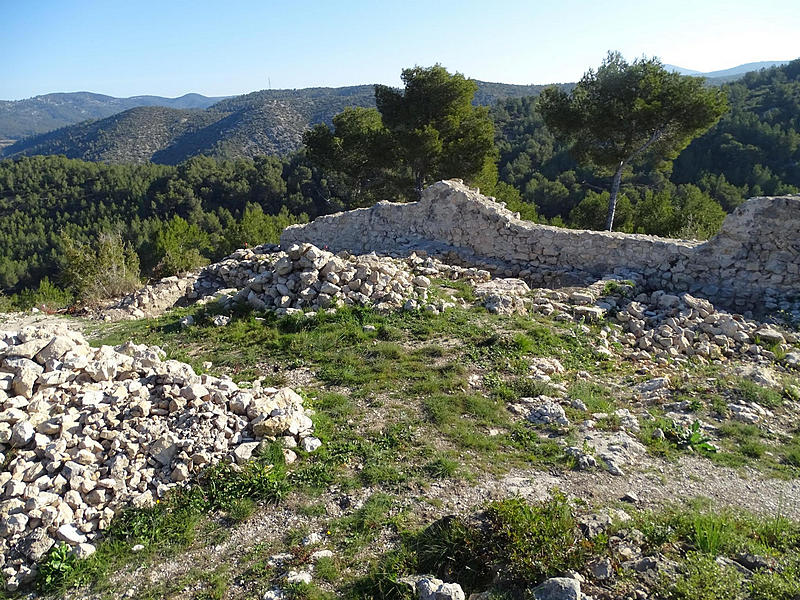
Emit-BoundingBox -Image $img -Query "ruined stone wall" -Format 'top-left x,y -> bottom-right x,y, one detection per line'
281,180 -> 800,310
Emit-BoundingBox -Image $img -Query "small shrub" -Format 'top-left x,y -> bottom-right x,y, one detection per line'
60,232 -> 141,304
424,455 -> 460,479
750,562 -> 800,600
38,543 -> 78,592
153,215 -> 210,277
413,516 -> 487,590
483,492 -> 583,583
13,277 -> 73,311
659,553 -> 743,600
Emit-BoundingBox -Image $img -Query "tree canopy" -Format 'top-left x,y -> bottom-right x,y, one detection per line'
538,52 -> 729,230
305,65 -> 498,202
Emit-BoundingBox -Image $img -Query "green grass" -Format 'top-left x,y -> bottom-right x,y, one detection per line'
658,552 -> 743,600
329,493 -> 403,556
568,381 -> 616,412
730,377 -> 784,409
352,491 -> 592,597
348,495 -> 800,600
65,297 -> 800,598
35,444 -> 289,594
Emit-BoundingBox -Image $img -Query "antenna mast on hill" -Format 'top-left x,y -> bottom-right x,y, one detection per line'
268,77 -> 271,90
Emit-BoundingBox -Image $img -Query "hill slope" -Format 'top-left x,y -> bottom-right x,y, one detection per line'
664,60 -> 790,78
2,106 -> 228,164
1,81 -> 558,164
0,91 -> 227,140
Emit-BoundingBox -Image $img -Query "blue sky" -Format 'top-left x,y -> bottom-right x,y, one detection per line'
2,0 -> 799,100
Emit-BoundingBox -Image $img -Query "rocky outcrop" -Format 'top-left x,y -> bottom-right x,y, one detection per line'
281,180 -> 800,312
0,325 -> 316,590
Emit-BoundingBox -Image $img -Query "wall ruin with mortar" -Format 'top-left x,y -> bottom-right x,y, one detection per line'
281,180 -> 800,311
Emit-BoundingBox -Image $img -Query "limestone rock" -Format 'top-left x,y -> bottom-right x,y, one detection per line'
532,577 -> 582,600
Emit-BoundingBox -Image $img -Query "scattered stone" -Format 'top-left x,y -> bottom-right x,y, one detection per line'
532,577 -> 582,600
589,557 -> 614,580
300,436 -> 322,453
754,327 -> 785,345
285,570 -> 313,585
72,543 -> 97,559
622,491 -> 640,504
211,315 -> 230,327
415,577 -> 466,600
9,421 -> 34,448
524,397 -> 569,426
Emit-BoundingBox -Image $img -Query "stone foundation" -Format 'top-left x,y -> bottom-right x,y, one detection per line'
281,180 -> 800,312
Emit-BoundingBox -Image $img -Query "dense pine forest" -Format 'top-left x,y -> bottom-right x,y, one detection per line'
493,59 -> 800,233
0,59 -> 798,306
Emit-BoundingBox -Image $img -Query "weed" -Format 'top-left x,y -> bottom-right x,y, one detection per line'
568,381 -> 615,413
225,497 -> 256,523
313,556 -> 339,582
781,436 -> 800,468
331,493 -> 397,550
424,454 -> 460,479
38,543 -> 78,593
506,422 -> 567,465
284,582 -> 337,600
665,420 -> 718,453
691,513 -> 729,554
658,552 -> 742,600
601,280 -> 635,297
732,378 -> 783,409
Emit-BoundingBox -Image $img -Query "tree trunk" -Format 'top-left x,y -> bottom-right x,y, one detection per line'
415,171 -> 424,201
605,129 -> 664,230
605,161 -> 625,231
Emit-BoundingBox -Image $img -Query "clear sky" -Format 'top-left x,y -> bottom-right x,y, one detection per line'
2,0 -> 799,100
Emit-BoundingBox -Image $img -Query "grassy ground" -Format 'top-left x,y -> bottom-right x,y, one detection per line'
14,290 -> 800,599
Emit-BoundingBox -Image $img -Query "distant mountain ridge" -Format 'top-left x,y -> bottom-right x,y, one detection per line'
1,59 -> 793,165
0,81 -> 556,164
664,60 -> 790,80
0,92 -> 227,140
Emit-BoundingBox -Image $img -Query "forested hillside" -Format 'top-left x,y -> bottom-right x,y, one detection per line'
1,60 -> 798,301
0,154 -> 338,293
0,92 -> 226,140
492,59 -> 800,233
1,82 -> 566,164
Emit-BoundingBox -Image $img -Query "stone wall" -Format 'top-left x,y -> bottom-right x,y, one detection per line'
281,180 -> 800,311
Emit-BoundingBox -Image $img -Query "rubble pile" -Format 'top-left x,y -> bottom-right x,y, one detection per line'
0,325 -> 317,590
524,277 -> 799,368
104,243 -> 500,321
200,243 -> 492,315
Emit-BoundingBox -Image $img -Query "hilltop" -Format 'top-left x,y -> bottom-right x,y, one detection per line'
1,182 -> 799,599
